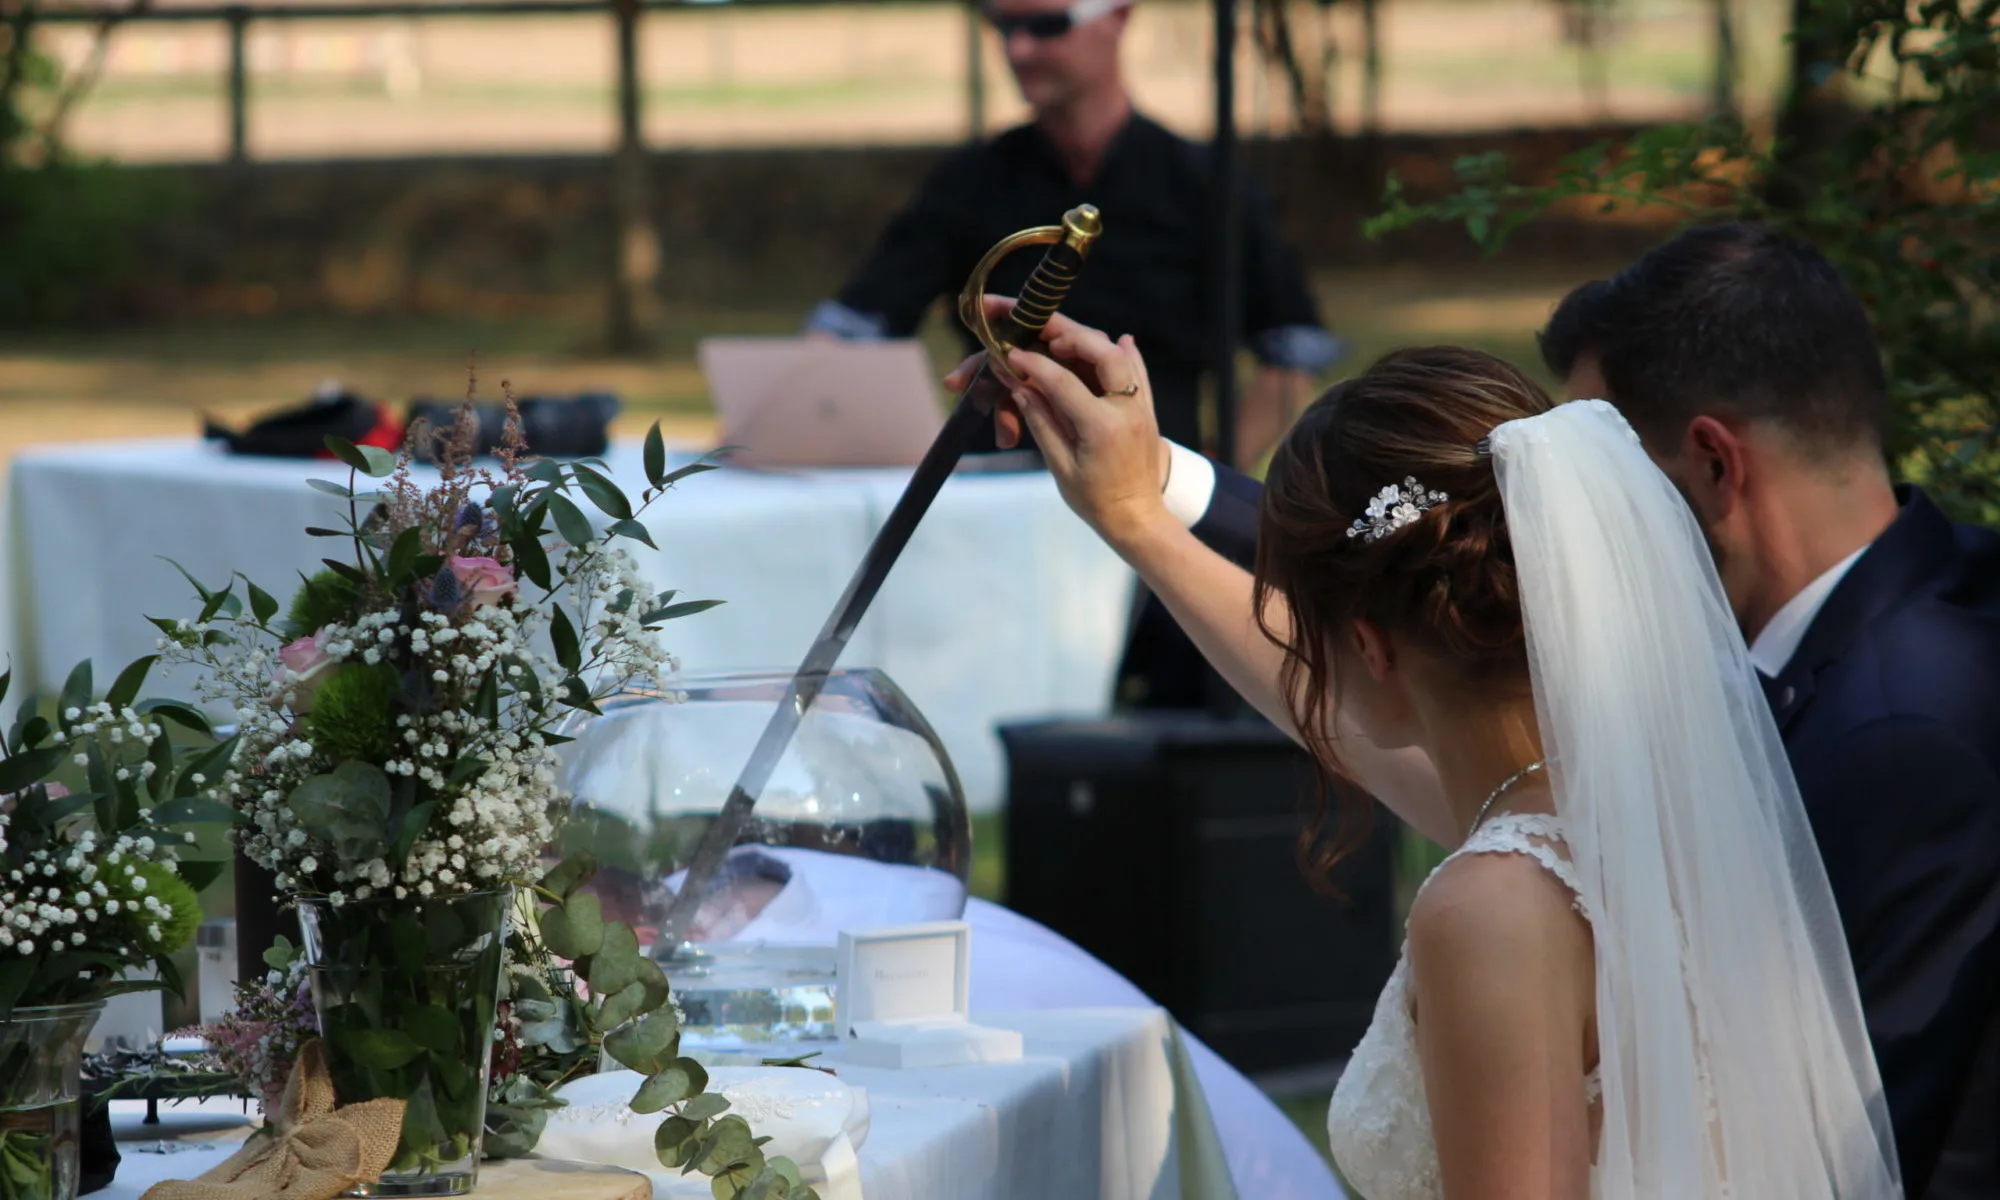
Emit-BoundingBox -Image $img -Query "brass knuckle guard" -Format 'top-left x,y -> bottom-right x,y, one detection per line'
958,204 -> 1103,388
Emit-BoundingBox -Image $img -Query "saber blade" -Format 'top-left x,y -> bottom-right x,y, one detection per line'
656,205 -> 1102,950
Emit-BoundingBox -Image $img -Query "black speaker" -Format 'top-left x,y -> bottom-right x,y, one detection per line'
999,713 -> 1398,1075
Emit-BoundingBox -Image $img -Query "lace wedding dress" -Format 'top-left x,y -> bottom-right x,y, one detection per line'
1325,812 -> 1597,1198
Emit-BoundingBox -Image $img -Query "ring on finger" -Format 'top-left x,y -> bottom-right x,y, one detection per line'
1106,382 -> 1141,397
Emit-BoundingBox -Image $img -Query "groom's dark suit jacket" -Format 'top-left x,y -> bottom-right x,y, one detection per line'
1192,471 -> 2000,1198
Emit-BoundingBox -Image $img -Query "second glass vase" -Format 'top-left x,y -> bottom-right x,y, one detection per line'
298,888 -> 510,1197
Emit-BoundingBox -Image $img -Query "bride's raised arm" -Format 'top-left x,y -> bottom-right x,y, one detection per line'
956,315 -> 1458,847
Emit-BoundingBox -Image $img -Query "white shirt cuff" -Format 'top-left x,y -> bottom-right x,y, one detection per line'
1160,440 -> 1217,528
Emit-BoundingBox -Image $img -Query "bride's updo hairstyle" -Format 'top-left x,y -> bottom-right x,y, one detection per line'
1255,346 -> 1553,879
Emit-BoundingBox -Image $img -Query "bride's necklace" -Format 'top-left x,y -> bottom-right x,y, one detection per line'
1468,759 -> 1546,834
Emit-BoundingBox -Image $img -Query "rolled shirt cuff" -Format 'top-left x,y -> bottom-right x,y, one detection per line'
1250,324 -> 1345,374
803,299 -> 889,340
1161,440 -> 1218,528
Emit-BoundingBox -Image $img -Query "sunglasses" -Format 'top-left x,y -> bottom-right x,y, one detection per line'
986,0 -> 1129,42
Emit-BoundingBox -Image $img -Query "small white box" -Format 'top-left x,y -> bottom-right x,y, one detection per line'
834,921 -> 1022,1069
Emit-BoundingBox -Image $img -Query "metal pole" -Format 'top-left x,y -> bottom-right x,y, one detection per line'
226,5 -> 248,163
1209,0 -> 1240,470
965,1 -> 984,143
609,0 -> 652,352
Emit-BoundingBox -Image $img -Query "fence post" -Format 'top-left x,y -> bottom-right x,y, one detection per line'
964,2 -> 984,143
226,5 -> 249,164
608,0 -> 654,353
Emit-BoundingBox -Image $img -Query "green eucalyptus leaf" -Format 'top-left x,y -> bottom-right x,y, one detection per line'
307,477 -> 353,498
603,1005 -> 682,1074
325,436 -> 398,478
630,1059 -> 703,1113
596,980 -> 652,1033
680,1093 -> 730,1123
587,921 -> 646,996
655,1115 -> 700,1170
539,853 -> 597,899
537,892 -> 605,959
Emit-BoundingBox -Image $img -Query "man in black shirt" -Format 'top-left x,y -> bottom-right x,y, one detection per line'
807,0 -> 1339,468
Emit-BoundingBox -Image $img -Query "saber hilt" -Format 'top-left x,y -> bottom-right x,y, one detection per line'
654,206 -> 1103,954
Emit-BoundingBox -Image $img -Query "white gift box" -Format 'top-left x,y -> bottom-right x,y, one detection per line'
834,921 -> 1023,1069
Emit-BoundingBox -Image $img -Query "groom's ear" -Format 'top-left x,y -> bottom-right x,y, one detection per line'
1679,415 -> 1748,522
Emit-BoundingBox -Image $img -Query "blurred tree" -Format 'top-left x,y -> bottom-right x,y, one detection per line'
1367,0 -> 2000,527
0,0 -> 182,327
1249,0 -> 1382,137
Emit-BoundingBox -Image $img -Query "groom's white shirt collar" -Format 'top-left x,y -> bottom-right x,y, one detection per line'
1748,545 -> 1869,677
1163,437 -> 1876,681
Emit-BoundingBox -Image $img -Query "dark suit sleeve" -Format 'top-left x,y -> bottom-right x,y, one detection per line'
828,153 -> 975,338
1191,463 -> 1266,570
1809,716 -> 2000,1197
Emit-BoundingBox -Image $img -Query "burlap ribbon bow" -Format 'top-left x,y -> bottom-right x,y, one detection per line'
145,1039 -> 407,1200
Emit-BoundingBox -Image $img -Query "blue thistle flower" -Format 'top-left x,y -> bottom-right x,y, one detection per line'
429,568 -> 463,610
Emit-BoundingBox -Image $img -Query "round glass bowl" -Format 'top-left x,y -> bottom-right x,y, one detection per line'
555,669 -> 972,1050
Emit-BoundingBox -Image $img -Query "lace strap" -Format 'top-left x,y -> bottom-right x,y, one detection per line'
1448,812 -> 1591,920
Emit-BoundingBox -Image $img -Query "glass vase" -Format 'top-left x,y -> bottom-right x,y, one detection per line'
0,1001 -> 105,1200
298,888 -> 510,1197
555,669 -> 972,1052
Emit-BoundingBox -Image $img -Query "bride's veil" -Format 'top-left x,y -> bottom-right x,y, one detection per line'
1489,400 -> 1901,1197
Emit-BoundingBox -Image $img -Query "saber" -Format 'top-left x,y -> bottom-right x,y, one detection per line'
658,205 -> 1105,950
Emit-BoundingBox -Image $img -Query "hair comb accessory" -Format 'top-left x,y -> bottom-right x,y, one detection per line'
1347,477 -> 1449,543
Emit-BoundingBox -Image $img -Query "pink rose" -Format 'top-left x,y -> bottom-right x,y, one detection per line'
274,630 -> 337,712
449,556 -> 518,610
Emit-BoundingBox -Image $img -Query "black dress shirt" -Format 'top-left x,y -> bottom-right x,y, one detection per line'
808,112 -> 1338,452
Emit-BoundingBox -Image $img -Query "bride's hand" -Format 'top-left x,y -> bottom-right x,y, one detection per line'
997,315 -> 1174,550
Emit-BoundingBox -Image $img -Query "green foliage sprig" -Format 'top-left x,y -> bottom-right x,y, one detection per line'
0,655 -> 231,1021
501,855 -> 821,1200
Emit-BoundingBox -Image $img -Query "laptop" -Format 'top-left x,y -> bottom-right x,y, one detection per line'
699,337 -> 946,469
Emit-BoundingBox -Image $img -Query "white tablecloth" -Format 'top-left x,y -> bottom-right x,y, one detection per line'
2,439 -> 1136,812
101,1008 -> 1238,1200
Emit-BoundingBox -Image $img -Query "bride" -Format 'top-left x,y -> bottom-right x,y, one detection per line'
967,319 -> 1902,1197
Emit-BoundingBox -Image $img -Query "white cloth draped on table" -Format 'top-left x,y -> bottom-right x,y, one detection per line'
0,438 -> 1134,812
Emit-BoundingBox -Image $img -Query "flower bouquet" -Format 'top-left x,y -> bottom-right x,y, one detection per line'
161,402 -> 817,1199
0,658 -> 225,1200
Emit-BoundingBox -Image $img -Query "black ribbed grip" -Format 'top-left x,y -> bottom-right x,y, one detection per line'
994,239 -> 1088,350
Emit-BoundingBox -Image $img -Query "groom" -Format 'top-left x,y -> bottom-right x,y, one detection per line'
994,224 -> 2000,1198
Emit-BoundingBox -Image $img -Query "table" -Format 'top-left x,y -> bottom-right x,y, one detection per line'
2,439 -> 1136,812
102,1008 -> 1239,1200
